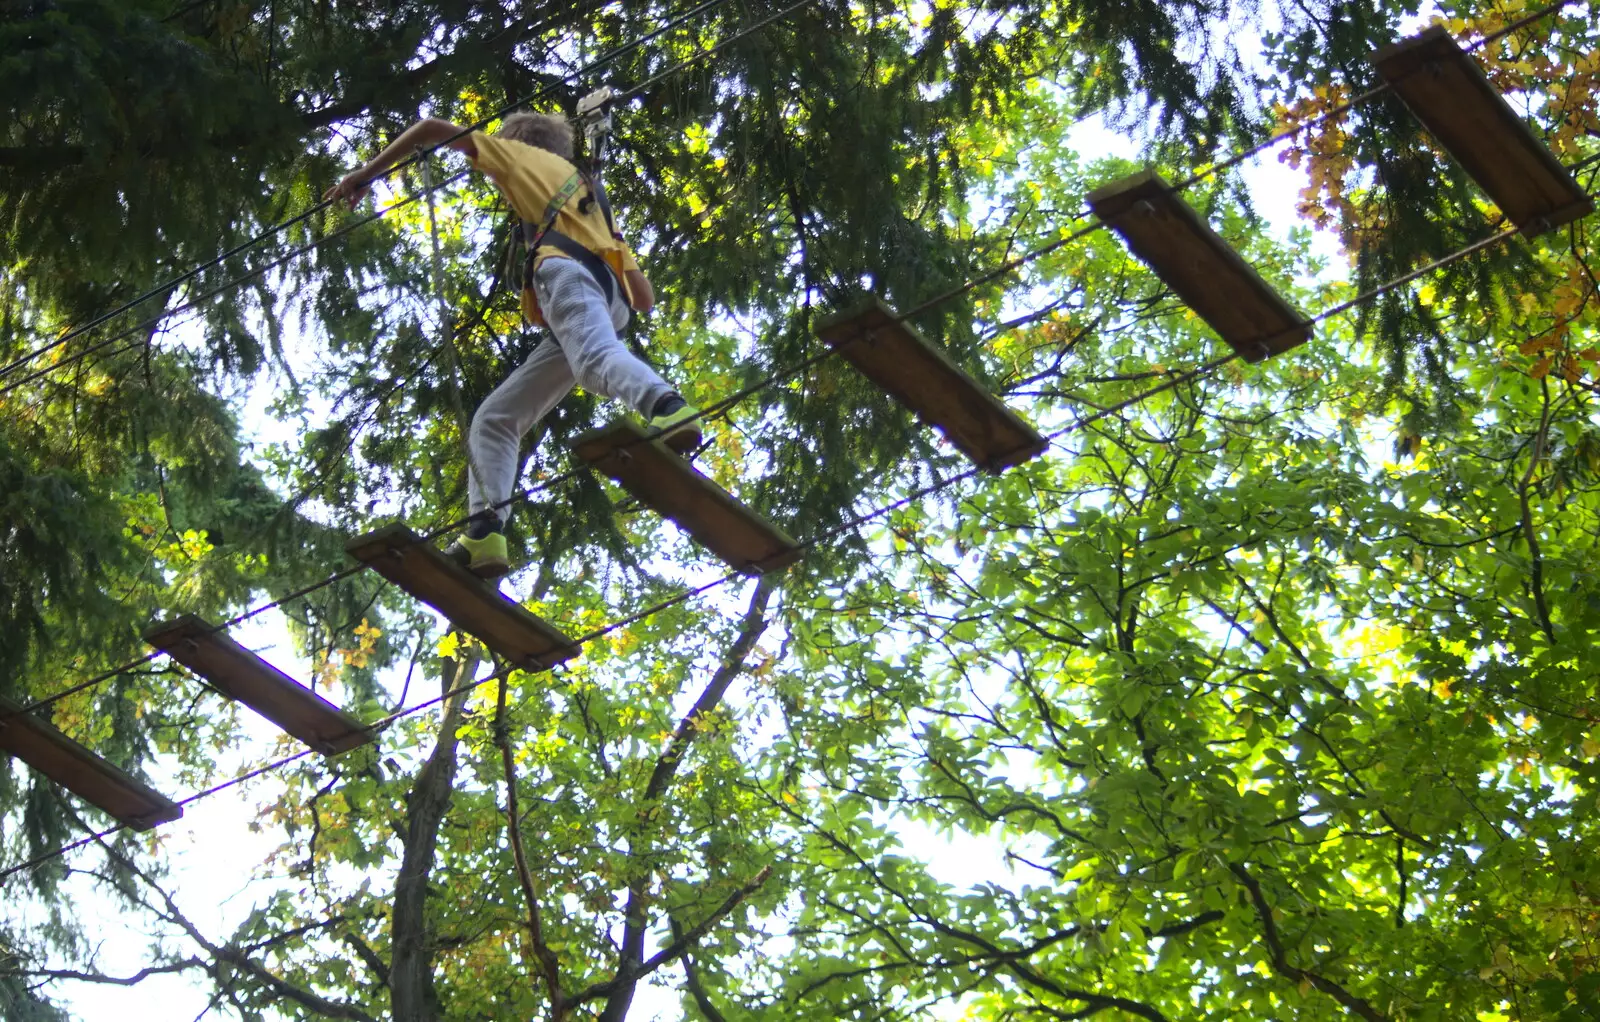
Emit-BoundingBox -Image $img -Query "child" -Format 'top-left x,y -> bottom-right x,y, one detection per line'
326,111 -> 701,578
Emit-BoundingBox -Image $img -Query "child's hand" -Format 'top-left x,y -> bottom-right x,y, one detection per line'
324,171 -> 373,209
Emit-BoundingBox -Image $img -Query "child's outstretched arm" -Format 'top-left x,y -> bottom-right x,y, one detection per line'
324,118 -> 478,208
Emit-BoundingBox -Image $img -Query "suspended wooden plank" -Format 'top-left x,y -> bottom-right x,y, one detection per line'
0,697 -> 181,831
144,615 -> 370,756
814,297 -> 1048,473
574,420 -> 802,575
1373,27 -> 1593,237
346,524 -> 581,671
1087,170 -> 1312,362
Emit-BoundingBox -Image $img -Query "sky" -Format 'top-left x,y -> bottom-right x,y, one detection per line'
19,25 -> 1377,1016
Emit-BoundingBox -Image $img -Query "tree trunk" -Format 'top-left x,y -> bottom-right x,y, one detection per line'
390,651 -> 478,1022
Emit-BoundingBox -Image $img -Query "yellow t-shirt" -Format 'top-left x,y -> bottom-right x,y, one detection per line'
468,131 -> 640,318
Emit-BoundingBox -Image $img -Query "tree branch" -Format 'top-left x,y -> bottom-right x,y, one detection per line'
598,576 -> 777,1022
775,797 -> 1172,1022
391,649 -> 480,1022
341,931 -> 390,987
1229,862 -> 1387,1021
213,945 -> 380,1022
635,867 -> 773,978
1518,379 -> 1556,642
571,867 -> 773,1009
494,669 -> 564,1016
668,918 -> 729,1022
0,960 -> 203,986
77,829 -> 378,1022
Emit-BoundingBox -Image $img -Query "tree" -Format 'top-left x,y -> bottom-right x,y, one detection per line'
3,0 -> 1599,1019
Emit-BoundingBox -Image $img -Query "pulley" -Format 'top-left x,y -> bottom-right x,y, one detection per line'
576,85 -> 618,155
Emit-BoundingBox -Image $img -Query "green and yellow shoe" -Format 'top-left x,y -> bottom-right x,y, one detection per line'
647,401 -> 703,456
444,530 -> 509,580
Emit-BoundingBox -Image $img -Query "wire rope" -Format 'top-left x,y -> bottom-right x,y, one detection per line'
0,349 -> 1231,885
6,122 -> 1591,726
0,0 -> 1592,880
0,0 -> 751,385
0,186 -> 1569,883
0,0 -> 1571,394
3,1 -> 830,724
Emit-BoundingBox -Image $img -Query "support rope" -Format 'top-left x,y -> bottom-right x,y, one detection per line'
0,0 -> 1573,395
0,0 -> 760,385
0,188 -> 1565,882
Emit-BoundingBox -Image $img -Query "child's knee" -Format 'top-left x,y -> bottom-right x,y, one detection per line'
471,397 -> 520,440
568,336 -> 624,388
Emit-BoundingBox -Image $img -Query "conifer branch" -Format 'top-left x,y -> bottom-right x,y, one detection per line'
297,11 -> 584,132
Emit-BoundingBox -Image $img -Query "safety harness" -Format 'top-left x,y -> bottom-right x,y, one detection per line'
514,87 -> 628,315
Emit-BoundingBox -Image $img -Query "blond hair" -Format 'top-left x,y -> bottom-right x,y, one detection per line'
497,111 -> 574,159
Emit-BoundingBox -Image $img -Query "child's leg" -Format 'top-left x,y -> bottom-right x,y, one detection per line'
466,338 -> 575,527
532,258 -> 676,416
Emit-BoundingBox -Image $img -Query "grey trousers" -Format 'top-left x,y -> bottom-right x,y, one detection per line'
467,257 -> 674,525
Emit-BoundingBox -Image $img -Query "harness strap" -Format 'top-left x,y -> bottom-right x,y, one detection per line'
535,228 -> 619,306
513,158 -> 635,322
578,129 -> 624,244
523,170 -> 586,255
514,167 -> 620,305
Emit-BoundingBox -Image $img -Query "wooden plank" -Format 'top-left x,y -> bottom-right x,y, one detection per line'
1373,27 -> 1593,237
813,297 -> 1048,473
0,697 -> 181,831
145,615 -> 370,756
573,421 -> 802,575
346,524 -> 581,671
1087,170 -> 1312,362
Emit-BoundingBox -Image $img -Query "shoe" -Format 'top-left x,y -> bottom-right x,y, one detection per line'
647,402 -> 703,456
444,531 -> 509,579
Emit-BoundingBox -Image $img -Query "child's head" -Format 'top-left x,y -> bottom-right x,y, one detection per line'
497,111 -> 574,160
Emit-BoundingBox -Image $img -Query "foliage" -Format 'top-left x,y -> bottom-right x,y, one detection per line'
2,1 -> 1600,1020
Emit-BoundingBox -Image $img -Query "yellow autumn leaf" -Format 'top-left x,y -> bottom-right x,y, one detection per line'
437,631 -> 461,659
1553,287 -> 1584,319
1581,737 -> 1600,759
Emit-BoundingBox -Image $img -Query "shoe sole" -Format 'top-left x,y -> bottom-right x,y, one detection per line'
659,424 -> 702,456
469,557 -> 510,580
446,542 -> 510,580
